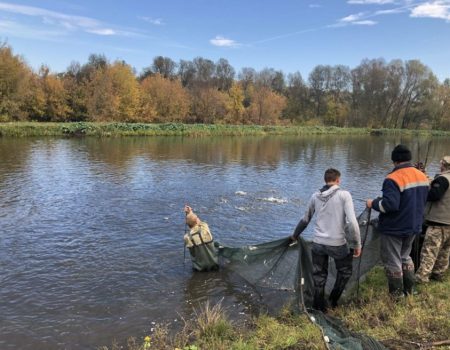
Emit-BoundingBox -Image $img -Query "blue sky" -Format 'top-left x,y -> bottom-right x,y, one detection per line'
1,0 -> 449,81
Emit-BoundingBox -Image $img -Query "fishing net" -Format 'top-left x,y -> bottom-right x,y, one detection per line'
309,310 -> 387,350
217,208 -> 387,350
217,208 -> 380,300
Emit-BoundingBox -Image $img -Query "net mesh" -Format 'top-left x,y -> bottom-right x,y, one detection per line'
218,237 -> 298,291
218,208 -> 380,297
217,208 -> 387,350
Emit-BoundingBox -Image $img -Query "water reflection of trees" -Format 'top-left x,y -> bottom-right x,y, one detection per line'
0,138 -> 33,185
82,136 -> 296,168
79,135 -> 398,170
4,135 -> 449,178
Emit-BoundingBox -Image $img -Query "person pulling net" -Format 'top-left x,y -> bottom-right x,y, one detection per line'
183,205 -> 219,272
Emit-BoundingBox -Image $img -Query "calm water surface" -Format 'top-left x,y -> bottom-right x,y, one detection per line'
0,135 -> 448,349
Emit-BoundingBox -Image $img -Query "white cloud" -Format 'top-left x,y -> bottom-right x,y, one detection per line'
375,7 -> 408,14
0,2 -> 99,27
210,35 -> 239,47
250,27 -> 318,44
86,28 -> 116,35
0,2 -> 140,36
410,1 -> 450,21
334,11 -> 379,26
340,12 -> 366,22
348,0 -> 396,4
139,16 -> 164,25
309,4 -> 322,8
353,19 -> 378,24
0,19 -> 67,40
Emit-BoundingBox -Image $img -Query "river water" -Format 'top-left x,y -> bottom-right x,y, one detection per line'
0,135 -> 448,349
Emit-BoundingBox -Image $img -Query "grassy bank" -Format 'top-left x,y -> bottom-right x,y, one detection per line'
101,302 -> 327,350
1,122 -> 450,137
334,267 -> 450,350
102,268 -> 449,350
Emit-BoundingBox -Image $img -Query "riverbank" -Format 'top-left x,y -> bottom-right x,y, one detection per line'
1,122 -> 450,137
102,268 -> 449,350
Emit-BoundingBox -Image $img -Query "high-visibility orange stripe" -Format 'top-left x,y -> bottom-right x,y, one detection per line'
387,168 -> 429,192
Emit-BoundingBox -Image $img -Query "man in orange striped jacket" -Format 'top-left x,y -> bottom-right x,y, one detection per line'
367,145 -> 429,299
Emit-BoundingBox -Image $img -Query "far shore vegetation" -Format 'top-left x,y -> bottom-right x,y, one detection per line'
101,267 -> 450,350
2,122 -> 450,138
2,43 -> 450,132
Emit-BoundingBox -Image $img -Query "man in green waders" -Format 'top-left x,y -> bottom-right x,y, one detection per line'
184,205 -> 219,271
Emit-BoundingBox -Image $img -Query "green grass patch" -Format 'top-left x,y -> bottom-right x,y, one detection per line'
2,122 -> 449,137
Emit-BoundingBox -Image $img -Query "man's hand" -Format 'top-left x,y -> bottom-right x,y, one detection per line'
353,248 -> 361,258
184,205 -> 192,215
366,199 -> 373,209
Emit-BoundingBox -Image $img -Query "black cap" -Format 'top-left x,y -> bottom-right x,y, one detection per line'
391,144 -> 412,163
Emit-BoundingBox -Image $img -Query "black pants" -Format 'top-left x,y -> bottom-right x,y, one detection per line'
311,243 -> 353,309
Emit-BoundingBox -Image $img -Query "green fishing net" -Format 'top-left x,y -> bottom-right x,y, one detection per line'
217,208 -> 387,350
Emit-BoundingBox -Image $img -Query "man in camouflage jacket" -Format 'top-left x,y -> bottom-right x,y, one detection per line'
415,156 -> 450,283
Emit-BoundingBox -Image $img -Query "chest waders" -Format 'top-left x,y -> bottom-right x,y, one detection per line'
187,225 -> 219,271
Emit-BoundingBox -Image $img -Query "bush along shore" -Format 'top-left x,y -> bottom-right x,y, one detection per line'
1,122 -> 450,138
101,267 -> 450,350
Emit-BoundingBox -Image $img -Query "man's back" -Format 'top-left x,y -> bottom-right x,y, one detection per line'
377,164 -> 429,236
310,185 -> 360,247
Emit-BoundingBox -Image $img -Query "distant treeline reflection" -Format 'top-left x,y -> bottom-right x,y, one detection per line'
2,135 -> 446,174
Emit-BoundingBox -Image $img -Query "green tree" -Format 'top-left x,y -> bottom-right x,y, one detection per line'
308,65 -> 331,119
141,56 -> 177,80
215,58 -> 235,91
284,72 -> 310,123
63,62 -> 89,121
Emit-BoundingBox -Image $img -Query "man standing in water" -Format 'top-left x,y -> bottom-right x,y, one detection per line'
184,205 -> 219,271
367,145 -> 429,298
291,168 -> 361,312
415,156 -> 450,283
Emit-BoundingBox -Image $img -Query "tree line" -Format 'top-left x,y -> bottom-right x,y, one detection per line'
1,42 -> 449,129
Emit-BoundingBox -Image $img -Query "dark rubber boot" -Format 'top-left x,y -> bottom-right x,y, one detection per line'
313,287 -> 327,312
402,265 -> 415,296
329,290 -> 339,308
430,273 -> 444,282
387,276 -> 404,301
329,281 -> 346,308
329,251 -> 353,308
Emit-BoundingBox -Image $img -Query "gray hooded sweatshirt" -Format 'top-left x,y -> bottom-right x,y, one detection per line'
293,185 -> 361,248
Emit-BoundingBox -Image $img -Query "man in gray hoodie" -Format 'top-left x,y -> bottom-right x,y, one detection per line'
291,168 -> 361,311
